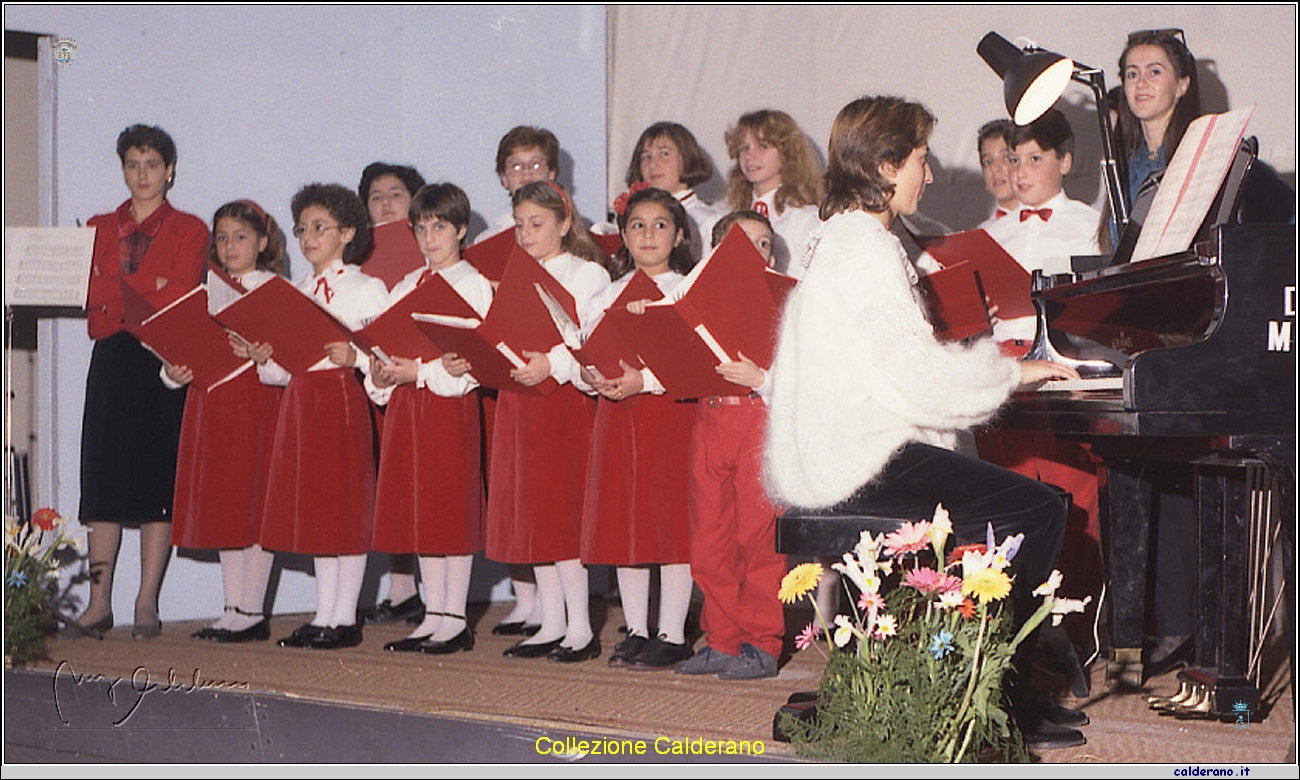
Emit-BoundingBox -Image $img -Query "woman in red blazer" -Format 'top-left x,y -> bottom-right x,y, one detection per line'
70,124 -> 207,640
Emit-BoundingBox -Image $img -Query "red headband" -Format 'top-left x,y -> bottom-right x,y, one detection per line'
542,180 -> 571,222
237,199 -> 268,229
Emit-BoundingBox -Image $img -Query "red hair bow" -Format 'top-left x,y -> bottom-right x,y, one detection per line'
612,181 -> 652,217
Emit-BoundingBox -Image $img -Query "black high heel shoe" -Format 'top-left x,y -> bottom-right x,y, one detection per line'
61,612 -> 114,640
133,613 -> 162,640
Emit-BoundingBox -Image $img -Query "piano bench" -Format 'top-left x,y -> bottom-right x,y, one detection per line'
775,507 -> 908,557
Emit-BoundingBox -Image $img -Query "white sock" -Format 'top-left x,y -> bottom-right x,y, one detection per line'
658,563 -> 694,645
616,567 -> 651,638
238,545 -> 274,625
431,555 -> 473,642
386,568 -> 419,604
214,549 -> 245,630
330,553 -> 367,627
524,564 -> 566,644
313,557 -> 339,627
410,556 -> 447,638
557,558 -> 592,650
501,570 -> 536,625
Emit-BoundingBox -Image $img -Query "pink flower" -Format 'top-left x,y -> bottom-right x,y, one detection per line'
882,520 -> 932,558
858,590 -> 886,614
795,622 -> 820,651
903,567 -> 963,595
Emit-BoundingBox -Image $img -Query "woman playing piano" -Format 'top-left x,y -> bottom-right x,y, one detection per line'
764,95 -> 1086,750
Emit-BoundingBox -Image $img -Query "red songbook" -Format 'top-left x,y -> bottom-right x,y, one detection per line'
122,282 -> 252,392
623,224 -> 793,399
352,273 -> 476,363
591,232 -> 624,264
570,270 -> 663,380
915,229 -> 1033,320
917,261 -> 993,342
359,221 -> 425,291
411,247 -> 571,395
212,275 -> 361,376
461,227 -> 516,283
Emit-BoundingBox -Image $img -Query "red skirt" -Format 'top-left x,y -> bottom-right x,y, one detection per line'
259,369 -> 376,555
485,385 -> 595,564
580,394 -> 695,565
372,385 -> 484,555
172,370 -> 282,549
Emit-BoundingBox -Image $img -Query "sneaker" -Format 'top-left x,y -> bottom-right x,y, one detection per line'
717,643 -> 778,680
674,645 -> 736,675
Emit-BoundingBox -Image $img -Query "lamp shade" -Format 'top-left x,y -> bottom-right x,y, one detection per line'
977,32 -> 1074,125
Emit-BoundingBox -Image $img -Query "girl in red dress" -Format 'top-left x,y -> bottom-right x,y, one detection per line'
366,183 -> 491,655
166,200 -> 286,643
255,183 -> 388,651
579,187 -> 698,670
488,181 -> 610,663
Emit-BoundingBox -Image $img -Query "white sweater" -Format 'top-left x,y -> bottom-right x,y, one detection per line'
764,210 -> 1021,509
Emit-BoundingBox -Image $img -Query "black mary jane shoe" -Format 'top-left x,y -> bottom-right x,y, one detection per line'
418,626 -> 474,655
628,635 -> 694,671
277,623 -> 326,648
502,638 -> 562,659
607,634 -> 649,667
211,618 -> 271,644
360,594 -> 425,625
384,634 -> 433,653
310,624 -> 363,650
192,625 -> 226,641
547,636 -> 601,664
492,620 -> 542,637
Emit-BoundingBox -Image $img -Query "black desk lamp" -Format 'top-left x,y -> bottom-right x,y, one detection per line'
977,32 -> 1130,229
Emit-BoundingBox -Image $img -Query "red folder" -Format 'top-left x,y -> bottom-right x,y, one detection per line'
410,246 -> 571,395
570,270 -> 663,380
352,273 -> 476,363
122,282 -> 253,392
461,227 -> 516,283
359,221 -> 425,291
915,229 -> 1033,320
624,225 -> 792,399
212,275 -> 361,376
591,232 -> 624,264
916,261 -> 993,342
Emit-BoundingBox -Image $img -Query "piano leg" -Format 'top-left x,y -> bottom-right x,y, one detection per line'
1104,460 -> 1151,688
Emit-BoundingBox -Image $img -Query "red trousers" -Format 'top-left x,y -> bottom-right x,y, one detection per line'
687,397 -> 786,659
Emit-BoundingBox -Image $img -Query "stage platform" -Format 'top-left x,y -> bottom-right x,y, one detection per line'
4,600 -> 1295,766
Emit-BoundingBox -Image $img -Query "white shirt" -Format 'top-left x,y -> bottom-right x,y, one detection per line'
470,212 -> 515,246
752,190 -> 822,280
534,252 -> 611,386
364,259 -> 495,405
984,190 -> 1102,341
674,189 -> 724,262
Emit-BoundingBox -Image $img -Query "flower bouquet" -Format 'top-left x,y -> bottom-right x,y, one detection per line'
777,504 -> 1088,763
5,507 -> 87,665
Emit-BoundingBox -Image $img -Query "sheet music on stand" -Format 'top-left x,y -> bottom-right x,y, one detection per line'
1131,106 -> 1254,262
3,226 -> 97,307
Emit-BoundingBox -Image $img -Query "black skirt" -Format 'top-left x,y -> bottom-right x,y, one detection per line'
78,331 -> 187,525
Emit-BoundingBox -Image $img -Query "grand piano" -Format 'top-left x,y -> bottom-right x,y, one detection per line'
1003,201 -> 1295,719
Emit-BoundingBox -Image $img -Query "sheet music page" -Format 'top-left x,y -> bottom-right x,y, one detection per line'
3,226 -> 97,307
1132,106 -> 1254,262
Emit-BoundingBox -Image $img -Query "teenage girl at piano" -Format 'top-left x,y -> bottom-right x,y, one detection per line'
366,183 -> 491,655
720,109 -> 823,279
256,183 -> 388,651
764,96 -> 1085,744
166,200 -> 286,644
355,161 -> 428,629
489,180 -> 610,663
577,187 -> 698,670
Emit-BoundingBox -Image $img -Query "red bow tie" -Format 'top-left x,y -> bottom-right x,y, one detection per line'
995,208 -> 1009,220
1020,208 -> 1053,222
313,275 -> 335,304
754,200 -> 770,219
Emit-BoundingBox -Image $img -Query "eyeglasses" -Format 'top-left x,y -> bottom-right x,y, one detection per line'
507,159 -> 549,175
292,222 -> 342,239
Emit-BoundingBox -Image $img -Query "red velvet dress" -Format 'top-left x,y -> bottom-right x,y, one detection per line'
580,392 -> 695,565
